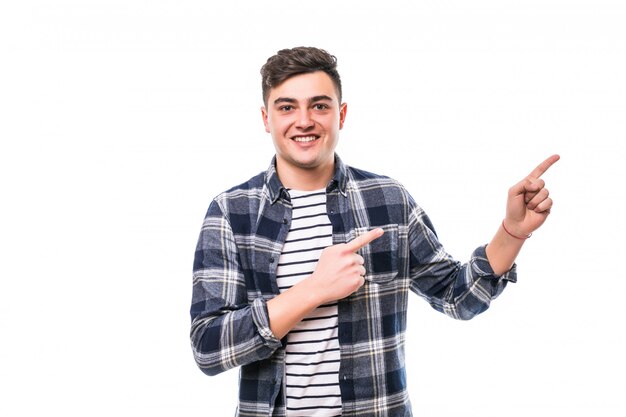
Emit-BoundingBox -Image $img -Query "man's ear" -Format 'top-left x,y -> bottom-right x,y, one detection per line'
339,102 -> 348,130
261,106 -> 270,133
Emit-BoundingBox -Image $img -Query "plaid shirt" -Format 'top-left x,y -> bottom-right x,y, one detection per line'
191,155 -> 516,416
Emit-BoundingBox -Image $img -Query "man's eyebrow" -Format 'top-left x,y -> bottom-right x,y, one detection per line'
308,95 -> 333,103
272,95 -> 334,105
273,97 -> 297,105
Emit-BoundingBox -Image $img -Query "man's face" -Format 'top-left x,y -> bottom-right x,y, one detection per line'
261,71 -> 347,183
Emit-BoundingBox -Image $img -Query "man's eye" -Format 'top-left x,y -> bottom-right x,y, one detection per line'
313,104 -> 329,110
279,105 -> 294,111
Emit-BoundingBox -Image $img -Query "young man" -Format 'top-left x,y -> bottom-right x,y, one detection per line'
190,47 -> 558,416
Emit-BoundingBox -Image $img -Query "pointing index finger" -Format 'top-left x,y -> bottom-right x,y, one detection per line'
529,154 -> 560,178
345,228 -> 384,252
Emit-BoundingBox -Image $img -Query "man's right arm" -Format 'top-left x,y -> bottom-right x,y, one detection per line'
191,200 -> 384,374
190,200 -> 282,376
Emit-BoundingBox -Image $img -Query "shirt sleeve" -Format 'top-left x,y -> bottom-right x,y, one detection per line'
190,199 -> 282,376
406,194 -> 517,320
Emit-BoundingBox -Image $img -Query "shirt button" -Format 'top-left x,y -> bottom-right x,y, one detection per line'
343,375 -> 347,381
269,257 -> 275,263
329,209 -> 334,214
282,218 -> 288,224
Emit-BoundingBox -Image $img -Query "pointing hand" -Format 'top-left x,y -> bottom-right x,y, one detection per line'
308,228 -> 384,304
504,155 -> 560,238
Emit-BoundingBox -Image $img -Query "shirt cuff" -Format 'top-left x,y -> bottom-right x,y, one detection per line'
251,298 -> 282,348
472,245 -> 518,283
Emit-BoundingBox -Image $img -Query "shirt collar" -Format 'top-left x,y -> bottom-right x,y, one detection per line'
265,153 -> 349,204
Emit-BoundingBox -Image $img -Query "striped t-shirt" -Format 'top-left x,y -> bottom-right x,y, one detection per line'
276,189 -> 341,417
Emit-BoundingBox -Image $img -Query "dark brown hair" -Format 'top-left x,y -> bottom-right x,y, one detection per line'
260,46 -> 342,106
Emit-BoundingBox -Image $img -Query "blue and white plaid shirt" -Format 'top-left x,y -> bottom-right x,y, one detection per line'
190,155 -> 516,416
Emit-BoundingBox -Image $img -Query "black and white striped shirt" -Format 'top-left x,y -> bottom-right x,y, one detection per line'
276,189 -> 341,417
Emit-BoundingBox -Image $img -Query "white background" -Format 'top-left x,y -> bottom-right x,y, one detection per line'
1,1 -> 625,416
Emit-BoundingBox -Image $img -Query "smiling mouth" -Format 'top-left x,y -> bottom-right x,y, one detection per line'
292,135 -> 319,143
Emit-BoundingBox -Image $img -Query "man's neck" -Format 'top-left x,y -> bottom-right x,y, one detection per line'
275,158 -> 334,191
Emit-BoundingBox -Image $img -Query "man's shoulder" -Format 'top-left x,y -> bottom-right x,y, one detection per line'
344,163 -> 418,210
346,164 -> 406,191
221,170 -> 265,194
212,170 -> 267,207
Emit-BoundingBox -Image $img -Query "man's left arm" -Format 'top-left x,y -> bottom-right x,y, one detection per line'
485,154 -> 560,275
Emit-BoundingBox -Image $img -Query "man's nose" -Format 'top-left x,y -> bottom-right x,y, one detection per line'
295,109 -> 314,129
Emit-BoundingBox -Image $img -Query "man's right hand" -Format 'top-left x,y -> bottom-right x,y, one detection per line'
267,228 -> 384,339
308,228 -> 384,304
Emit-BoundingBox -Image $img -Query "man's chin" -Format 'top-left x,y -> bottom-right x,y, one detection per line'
276,150 -> 335,171
292,157 -> 332,171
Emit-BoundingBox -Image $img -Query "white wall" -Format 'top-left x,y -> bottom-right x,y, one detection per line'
1,1 -> 624,416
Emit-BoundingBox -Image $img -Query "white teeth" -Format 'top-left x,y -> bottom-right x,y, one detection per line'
293,136 -> 317,143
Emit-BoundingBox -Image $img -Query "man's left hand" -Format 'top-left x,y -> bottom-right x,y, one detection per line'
504,154 -> 560,238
